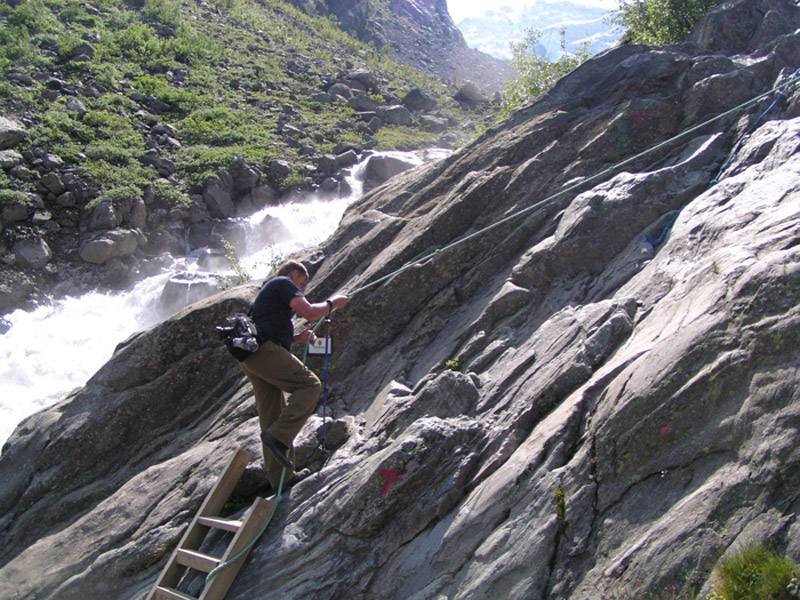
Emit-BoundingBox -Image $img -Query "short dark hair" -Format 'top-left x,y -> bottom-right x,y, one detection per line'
277,260 -> 308,279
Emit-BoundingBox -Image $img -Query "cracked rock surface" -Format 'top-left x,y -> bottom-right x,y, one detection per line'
2,1 -> 800,598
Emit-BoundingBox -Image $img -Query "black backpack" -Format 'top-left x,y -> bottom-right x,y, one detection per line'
216,313 -> 260,362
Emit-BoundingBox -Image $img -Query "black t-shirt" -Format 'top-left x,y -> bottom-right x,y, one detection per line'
251,276 -> 304,350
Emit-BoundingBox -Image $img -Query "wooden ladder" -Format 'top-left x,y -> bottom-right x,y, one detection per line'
147,449 -> 275,600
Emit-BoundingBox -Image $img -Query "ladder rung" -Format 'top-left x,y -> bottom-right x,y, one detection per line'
175,548 -> 221,573
197,515 -> 242,532
154,586 -> 197,600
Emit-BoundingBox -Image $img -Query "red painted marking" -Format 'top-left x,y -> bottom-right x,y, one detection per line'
380,469 -> 402,496
659,425 -> 675,445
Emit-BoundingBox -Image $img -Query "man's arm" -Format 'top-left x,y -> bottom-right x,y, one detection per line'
290,294 -> 349,322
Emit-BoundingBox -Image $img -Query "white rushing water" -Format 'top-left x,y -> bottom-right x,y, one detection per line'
0,150 -> 444,448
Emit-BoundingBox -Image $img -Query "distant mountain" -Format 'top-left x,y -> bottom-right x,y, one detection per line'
316,0 -> 515,93
455,1 -> 621,61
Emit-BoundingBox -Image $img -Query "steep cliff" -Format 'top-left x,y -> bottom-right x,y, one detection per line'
2,0 -> 800,598
316,0 -> 515,93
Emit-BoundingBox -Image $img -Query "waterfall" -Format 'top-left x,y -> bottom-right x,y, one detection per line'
0,150 -> 446,448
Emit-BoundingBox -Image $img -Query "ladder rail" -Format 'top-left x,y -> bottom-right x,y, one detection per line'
146,449 -> 258,600
199,496 -> 275,600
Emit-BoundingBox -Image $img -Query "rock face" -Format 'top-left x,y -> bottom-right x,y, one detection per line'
320,0 -> 515,93
2,1 -> 800,599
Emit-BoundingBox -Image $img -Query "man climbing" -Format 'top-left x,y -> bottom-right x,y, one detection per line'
241,260 -> 349,490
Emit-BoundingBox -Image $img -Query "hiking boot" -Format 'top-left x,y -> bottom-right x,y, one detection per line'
261,432 -> 293,470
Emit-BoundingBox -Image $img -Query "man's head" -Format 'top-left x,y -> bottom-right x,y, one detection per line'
277,260 -> 309,290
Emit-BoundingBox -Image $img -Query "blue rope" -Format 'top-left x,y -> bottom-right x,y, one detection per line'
708,78 -> 792,188
645,212 -> 680,247
646,68 -> 799,249
320,319 -> 331,451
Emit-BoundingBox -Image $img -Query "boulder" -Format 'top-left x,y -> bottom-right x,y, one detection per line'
269,159 -> 292,180
348,94 -> 382,112
328,82 -> 354,99
158,272 -> 224,315
335,149 -> 359,168
419,114 -> 448,132
454,82 -> 488,104
0,149 -> 22,169
362,153 -> 419,190
347,68 -> 379,92
0,274 -> 34,314
0,191 -> 35,223
88,197 -> 121,231
138,150 -> 176,176
12,237 -> 52,270
40,172 -> 66,196
203,173 -> 235,219
236,184 -> 278,217
0,116 -> 24,149
78,229 -> 140,264
402,87 -> 437,112
376,105 -> 412,125
66,98 -> 88,115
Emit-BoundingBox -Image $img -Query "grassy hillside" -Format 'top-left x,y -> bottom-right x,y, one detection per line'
0,0 -> 492,203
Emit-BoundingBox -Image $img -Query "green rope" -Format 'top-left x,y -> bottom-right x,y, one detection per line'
204,467 -> 286,586
346,68 -> 800,299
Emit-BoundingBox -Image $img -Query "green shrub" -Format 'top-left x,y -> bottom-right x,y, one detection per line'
612,0 -> 722,46
39,108 -> 96,145
709,544 -> 798,600
151,179 -> 190,207
445,358 -> 462,372
176,145 -> 242,186
57,4 -> 97,27
84,141 -> 136,166
55,31 -> 86,61
502,27 -> 591,115
0,25 -> 40,67
8,0 -> 58,34
134,74 -> 200,114
181,108 -> 252,145
142,0 -> 183,30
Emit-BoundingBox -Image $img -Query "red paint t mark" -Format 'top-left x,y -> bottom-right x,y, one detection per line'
659,425 -> 675,445
631,111 -> 647,129
380,469 -> 402,497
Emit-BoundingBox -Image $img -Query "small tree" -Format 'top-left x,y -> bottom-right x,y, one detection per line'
501,27 -> 592,116
612,0 -> 722,46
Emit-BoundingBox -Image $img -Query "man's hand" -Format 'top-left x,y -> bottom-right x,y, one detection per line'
329,294 -> 350,311
294,325 -> 315,344
291,293 -> 351,321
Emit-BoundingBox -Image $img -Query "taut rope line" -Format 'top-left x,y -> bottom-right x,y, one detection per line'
346,68 -> 800,298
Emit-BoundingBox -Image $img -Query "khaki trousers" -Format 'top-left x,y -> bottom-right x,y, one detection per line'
240,340 -> 321,488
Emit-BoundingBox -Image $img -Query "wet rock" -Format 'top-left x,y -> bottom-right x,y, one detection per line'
203,173 -> 235,219
362,153 -> 419,190
79,229 -> 140,264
